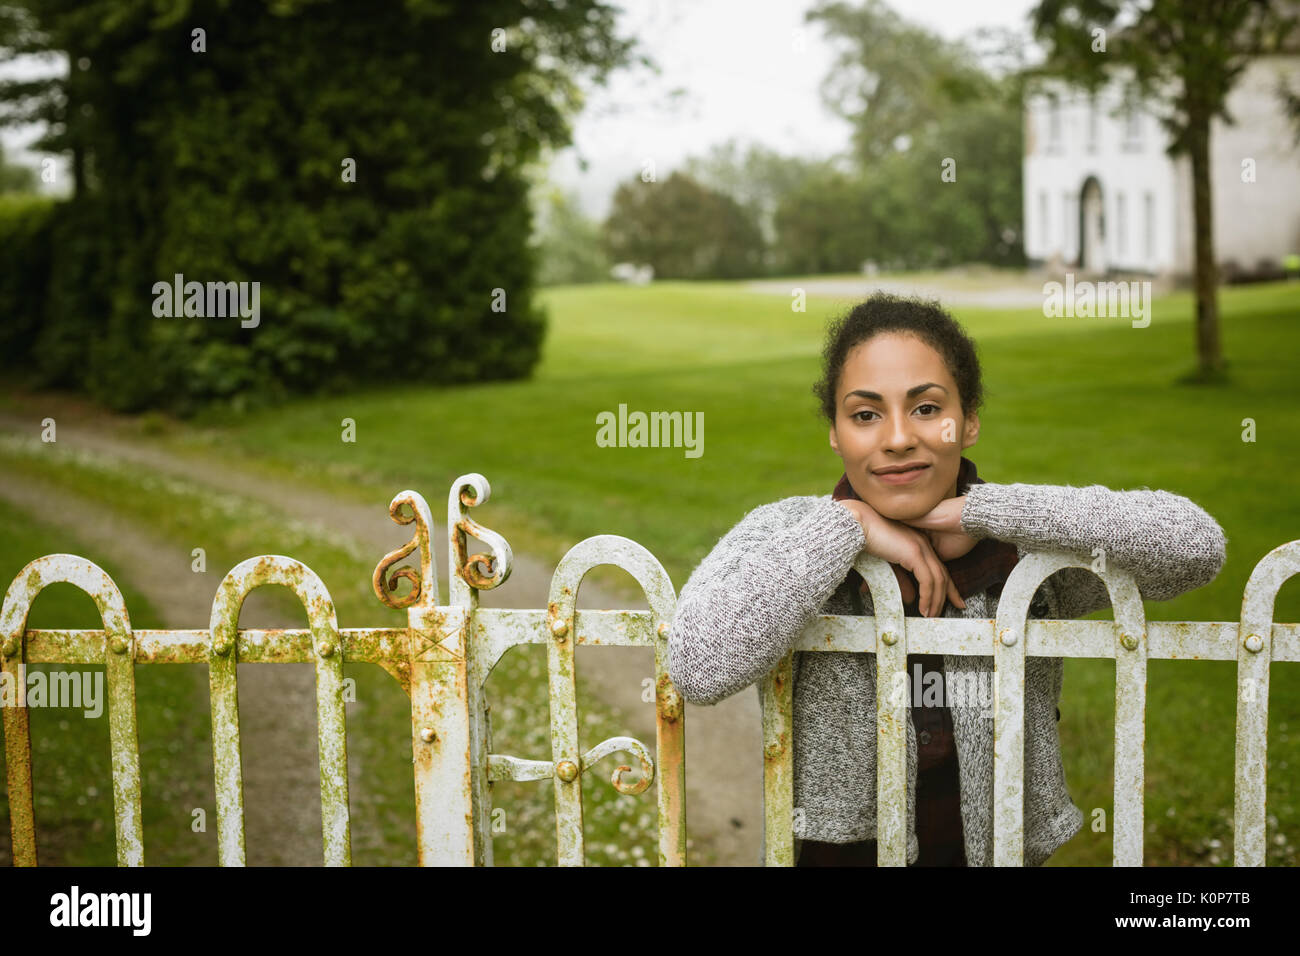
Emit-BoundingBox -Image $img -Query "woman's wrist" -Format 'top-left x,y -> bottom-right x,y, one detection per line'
833,498 -> 875,539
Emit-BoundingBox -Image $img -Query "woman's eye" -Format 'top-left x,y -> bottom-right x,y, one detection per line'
853,405 -> 939,422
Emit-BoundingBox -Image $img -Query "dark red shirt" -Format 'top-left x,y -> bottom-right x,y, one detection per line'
830,456 -> 1023,770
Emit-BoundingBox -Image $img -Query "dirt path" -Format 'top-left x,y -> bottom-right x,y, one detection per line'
0,471 -> 328,865
0,409 -> 765,865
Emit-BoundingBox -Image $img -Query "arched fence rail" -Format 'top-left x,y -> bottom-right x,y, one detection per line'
1,473 -> 1296,866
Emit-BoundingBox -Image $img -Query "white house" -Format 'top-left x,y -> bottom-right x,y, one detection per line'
1023,56 -> 1300,279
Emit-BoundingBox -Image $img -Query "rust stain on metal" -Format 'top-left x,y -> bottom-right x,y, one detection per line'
373,494 -> 433,609
5,477 -> 1290,869
763,737 -> 787,763
655,672 -> 682,723
1,689 -> 37,865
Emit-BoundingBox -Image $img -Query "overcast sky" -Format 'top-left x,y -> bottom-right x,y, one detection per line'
1,0 -> 1040,205
552,0 -> 1040,219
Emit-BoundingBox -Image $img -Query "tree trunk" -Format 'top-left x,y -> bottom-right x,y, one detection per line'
1188,107 -> 1224,374
68,49 -> 84,198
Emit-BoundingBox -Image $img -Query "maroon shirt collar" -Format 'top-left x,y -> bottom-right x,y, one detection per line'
832,456 -> 1020,615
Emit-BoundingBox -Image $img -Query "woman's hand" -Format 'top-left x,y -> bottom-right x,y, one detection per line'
836,499 -> 965,616
900,496 -> 980,562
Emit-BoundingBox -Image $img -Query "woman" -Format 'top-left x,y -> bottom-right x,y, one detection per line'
665,293 -> 1227,867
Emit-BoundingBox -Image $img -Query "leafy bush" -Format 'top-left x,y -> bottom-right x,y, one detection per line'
0,0 -> 631,414
0,195 -> 56,375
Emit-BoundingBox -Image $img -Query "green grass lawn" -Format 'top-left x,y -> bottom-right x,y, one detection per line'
3,276 -> 1298,865
156,280 -> 1300,626
0,496 -> 214,866
0,440 -> 668,866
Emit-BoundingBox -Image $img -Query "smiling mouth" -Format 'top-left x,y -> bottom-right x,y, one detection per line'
872,463 -> 930,485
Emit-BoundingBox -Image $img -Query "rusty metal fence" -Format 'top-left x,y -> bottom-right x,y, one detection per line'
1,473 -> 1296,866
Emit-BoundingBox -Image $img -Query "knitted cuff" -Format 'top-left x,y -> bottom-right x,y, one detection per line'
814,497 -> 869,564
959,482 -> 1059,541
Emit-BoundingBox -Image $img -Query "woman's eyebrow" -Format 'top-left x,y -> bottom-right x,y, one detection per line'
843,382 -> 949,404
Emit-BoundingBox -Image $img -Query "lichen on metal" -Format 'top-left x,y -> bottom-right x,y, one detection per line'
0,554 -> 142,867
208,555 -> 351,866
856,551 -> 910,867
373,490 -> 437,610
399,482 -> 475,865
532,533 -> 681,865
3,474 -> 1296,871
1234,540 -> 1300,866
759,651 -> 795,867
487,735 -> 654,793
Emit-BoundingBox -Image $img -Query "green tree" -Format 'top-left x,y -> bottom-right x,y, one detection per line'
772,163 -> 875,274
802,0 -> 1025,271
531,185 -> 610,286
901,93 -> 1026,267
601,171 -> 765,280
0,142 -> 37,192
1030,0 -> 1300,380
806,0 -> 997,165
680,138 -> 827,269
0,0 -> 640,412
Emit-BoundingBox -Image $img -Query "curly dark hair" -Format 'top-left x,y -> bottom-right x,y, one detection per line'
812,293 -> 984,424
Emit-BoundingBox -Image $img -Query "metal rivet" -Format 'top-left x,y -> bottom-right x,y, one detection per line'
214,640 -> 230,657
1120,633 -> 1139,651
556,759 -> 579,782
1244,633 -> 1263,654
1,640 -> 16,658
317,641 -> 335,657
658,622 -> 669,639
550,618 -> 569,640
1000,629 -> 1018,647
110,638 -> 129,655
881,632 -> 897,646
420,728 -> 436,743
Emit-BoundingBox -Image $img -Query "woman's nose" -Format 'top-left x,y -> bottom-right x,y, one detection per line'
884,413 -> 917,452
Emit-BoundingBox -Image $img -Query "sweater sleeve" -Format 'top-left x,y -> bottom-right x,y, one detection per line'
959,481 -> 1227,620
667,496 -> 867,705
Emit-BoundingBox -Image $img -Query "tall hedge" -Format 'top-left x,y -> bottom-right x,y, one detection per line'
1,0 -> 633,414
0,195 -> 56,372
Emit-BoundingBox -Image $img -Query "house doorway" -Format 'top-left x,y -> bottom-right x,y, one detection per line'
1080,177 -> 1105,273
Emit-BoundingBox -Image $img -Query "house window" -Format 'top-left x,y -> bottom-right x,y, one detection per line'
1048,98 -> 1061,152
1039,192 -> 1049,252
1117,192 -> 1127,258
1063,192 -> 1075,259
1143,192 -> 1155,263
1123,107 -> 1142,151
1087,95 -> 1098,153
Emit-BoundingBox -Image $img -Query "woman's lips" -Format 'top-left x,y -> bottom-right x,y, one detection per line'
873,464 -> 930,485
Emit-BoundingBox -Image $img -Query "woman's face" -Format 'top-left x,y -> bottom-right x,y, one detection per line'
828,332 -> 980,521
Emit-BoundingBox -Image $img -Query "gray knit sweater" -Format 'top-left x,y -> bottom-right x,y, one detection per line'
666,480 -> 1228,866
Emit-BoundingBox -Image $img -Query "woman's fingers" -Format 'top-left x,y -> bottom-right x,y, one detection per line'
914,541 -> 943,617
925,548 -> 949,617
917,534 -> 958,616
920,548 -> 941,616
947,576 -> 966,610
892,527 -> 968,615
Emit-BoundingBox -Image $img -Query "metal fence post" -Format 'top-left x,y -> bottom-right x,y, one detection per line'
373,487 -> 476,865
